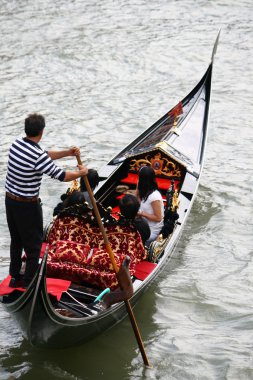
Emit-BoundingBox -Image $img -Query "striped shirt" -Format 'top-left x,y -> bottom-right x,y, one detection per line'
5,137 -> 65,198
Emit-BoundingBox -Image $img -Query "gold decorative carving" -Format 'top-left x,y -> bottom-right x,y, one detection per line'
171,190 -> 180,212
129,151 -> 182,178
148,237 -> 168,263
68,179 -> 80,194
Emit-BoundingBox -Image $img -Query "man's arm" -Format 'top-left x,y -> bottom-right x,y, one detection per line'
63,165 -> 88,182
48,146 -> 80,160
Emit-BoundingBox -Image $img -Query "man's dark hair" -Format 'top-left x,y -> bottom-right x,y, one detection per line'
25,113 -> 45,137
119,194 -> 140,220
80,169 -> 100,191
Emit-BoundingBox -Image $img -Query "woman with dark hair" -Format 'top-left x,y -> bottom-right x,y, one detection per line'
80,168 -> 100,208
136,166 -> 164,243
118,194 -> 150,245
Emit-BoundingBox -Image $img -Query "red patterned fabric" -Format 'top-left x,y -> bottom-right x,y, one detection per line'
47,216 -> 146,290
86,248 -> 124,271
52,240 -> 91,265
47,262 -> 120,290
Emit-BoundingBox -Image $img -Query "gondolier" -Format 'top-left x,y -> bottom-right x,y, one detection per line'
5,113 -> 88,288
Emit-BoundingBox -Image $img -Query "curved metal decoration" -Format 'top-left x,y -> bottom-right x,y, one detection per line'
129,150 -> 182,178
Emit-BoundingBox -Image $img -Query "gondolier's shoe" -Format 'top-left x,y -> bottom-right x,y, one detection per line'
9,276 -> 25,288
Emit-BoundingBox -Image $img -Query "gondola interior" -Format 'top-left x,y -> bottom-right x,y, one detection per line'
46,167 -> 182,318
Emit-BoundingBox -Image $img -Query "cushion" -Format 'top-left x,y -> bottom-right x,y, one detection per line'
156,178 -> 180,190
47,219 -> 146,262
120,173 -> 180,191
121,173 -> 138,184
134,261 -> 157,280
86,248 -> 124,271
52,240 -> 91,265
47,217 -> 147,289
0,275 -> 71,300
47,262 -> 121,290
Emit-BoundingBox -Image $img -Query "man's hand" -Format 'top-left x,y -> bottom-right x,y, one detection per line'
68,146 -> 81,157
78,164 -> 88,177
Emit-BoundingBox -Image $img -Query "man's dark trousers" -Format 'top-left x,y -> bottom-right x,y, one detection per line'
5,196 -> 43,284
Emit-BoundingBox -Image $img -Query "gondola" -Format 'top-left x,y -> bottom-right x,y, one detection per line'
0,35 -> 219,349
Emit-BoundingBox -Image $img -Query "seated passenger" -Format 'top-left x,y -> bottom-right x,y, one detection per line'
53,169 -> 99,216
53,193 -> 68,216
80,168 -> 100,208
62,190 -> 85,208
136,166 -> 164,244
53,190 -> 85,216
118,194 -> 150,246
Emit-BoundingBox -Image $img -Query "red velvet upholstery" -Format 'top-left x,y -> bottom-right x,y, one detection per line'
120,173 -> 138,184
116,194 -> 125,200
120,173 -> 180,190
47,216 -> 147,290
86,248 -> 123,271
157,178 -> 180,190
134,261 -> 157,280
0,275 -> 71,300
52,240 -> 91,265
111,206 -> 120,220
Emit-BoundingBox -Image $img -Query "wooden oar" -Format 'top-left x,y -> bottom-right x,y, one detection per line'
76,155 -> 151,367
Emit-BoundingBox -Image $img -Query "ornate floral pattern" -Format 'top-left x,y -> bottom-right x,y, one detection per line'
47,216 -> 147,289
52,240 -> 91,265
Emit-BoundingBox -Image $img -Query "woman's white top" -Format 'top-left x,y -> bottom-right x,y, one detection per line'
140,190 -> 164,240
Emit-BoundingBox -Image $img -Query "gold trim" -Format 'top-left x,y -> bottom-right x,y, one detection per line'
129,150 -> 182,178
68,179 -> 80,194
